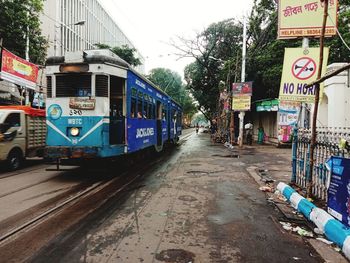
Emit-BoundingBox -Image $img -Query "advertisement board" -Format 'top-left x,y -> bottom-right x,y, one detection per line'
279,47 -> 329,103
256,99 -> 279,112
278,100 -> 300,143
232,95 -> 251,111
326,156 -> 350,226
232,82 -> 253,96
0,49 -> 39,89
277,0 -> 338,39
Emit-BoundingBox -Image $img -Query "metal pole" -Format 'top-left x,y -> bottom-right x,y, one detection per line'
25,11 -> 30,106
238,16 -> 247,148
300,38 -> 309,128
308,0 -> 328,198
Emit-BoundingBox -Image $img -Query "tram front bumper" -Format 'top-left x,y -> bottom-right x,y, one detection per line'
45,146 -> 99,159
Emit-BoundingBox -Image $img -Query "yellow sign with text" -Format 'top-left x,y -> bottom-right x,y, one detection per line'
278,0 -> 338,39
279,47 -> 329,103
232,95 -> 251,111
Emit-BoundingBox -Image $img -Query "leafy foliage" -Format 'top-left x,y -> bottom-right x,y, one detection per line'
178,19 -> 243,118
147,68 -> 197,117
176,0 -> 350,116
0,0 -> 47,64
95,43 -> 141,67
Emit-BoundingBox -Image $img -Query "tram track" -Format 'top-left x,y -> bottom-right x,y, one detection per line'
0,163 -> 50,180
0,168 -> 148,246
0,133 -> 192,262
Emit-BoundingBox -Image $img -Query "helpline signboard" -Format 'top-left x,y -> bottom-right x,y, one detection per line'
277,0 -> 338,39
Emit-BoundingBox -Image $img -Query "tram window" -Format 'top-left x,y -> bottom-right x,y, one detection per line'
131,98 -> 137,118
47,76 -> 52,98
142,103 -> 146,119
162,109 -> 167,121
137,100 -> 143,118
171,110 -> 176,121
177,113 -> 182,123
148,104 -> 154,119
56,74 -> 91,97
96,75 -> 108,97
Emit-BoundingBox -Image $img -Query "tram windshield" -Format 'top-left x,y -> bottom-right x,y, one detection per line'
55,74 -> 91,97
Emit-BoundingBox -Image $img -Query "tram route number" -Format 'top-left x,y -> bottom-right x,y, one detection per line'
69,109 -> 82,116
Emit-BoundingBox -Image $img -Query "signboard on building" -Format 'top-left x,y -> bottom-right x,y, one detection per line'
0,49 -> 39,90
326,156 -> 350,226
232,95 -> 251,111
256,99 -> 279,112
278,100 -> 301,143
277,0 -> 338,39
279,47 -> 329,103
231,82 -> 252,111
232,82 -> 253,96
278,101 -> 300,125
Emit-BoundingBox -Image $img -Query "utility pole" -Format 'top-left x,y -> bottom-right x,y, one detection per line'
238,16 -> 247,148
300,38 -> 309,128
25,11 -> 30,106
307,0 -> 328,197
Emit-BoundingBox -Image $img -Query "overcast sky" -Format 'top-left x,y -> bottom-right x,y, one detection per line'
99,0 -> 253,77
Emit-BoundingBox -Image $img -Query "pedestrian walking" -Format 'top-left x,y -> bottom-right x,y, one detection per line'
196,124 -> 199,134
210,119 -> 217,143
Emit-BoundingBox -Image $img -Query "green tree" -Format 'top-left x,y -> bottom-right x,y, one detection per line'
177,19 -> 242,118
192,113 -> 208,126
323,0 -> 350,62
95,43 -> 141,67
177,0 -> 350,113
245,0 -> 302,100
0,0 -> 47,64
147,68 -> 197,117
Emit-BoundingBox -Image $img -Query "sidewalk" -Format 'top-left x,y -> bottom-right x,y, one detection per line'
242,143 -> 348,262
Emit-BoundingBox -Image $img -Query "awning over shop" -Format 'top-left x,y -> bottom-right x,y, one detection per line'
256,99 -> 279,112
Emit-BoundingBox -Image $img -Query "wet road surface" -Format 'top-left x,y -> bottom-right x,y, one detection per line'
31,131 -> 322,262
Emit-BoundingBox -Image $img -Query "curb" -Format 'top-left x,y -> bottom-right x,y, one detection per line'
277,182 -> 350,260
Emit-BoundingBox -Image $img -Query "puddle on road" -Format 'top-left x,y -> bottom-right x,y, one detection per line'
178,195 -> 197,202
211,154 -> 239,158
186,171 -> 209,176
155,249 -> 195,262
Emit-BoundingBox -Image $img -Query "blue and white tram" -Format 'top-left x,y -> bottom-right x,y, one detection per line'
45,50 -> 182,160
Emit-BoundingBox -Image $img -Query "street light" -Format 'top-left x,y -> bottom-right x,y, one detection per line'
72,20 -> 85,26
208,56 -> 224,63
54,20 -> 86,56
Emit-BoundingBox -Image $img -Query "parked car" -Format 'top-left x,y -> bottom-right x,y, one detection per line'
0,106 -> 46,170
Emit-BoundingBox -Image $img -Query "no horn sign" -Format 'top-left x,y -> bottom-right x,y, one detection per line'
292,57 -> 316,80
279,47 -> 329,103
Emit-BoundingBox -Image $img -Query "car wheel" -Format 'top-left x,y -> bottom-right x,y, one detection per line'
7,149 -> 23,171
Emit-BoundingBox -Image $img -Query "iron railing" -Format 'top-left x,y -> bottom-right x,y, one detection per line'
292,127 -> 350,200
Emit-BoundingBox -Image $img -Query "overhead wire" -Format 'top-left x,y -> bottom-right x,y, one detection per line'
327,12 -> 350,52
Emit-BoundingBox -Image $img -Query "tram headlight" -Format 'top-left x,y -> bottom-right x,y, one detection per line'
70,127 -> 80,137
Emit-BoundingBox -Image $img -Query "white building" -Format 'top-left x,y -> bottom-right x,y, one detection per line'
317,63 -> 350,128
40,0 -> 145,73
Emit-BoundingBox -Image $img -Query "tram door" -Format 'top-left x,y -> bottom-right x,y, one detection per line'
156,101 -> 162,146
109,76 -> 125,145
